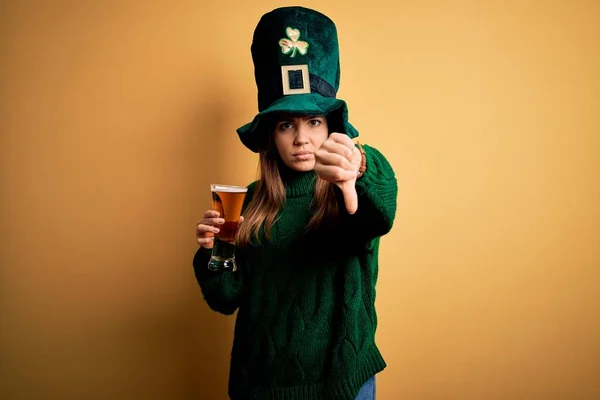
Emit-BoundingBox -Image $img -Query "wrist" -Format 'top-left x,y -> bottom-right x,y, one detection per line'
356,141 -> 367,179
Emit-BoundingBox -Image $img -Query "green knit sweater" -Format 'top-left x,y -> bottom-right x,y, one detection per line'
193,145 -> 397,400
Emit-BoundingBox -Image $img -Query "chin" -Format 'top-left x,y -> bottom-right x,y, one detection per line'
287,160 -> 315,172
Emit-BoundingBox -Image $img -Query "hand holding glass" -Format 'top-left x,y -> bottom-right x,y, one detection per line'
208,184 -> 247,272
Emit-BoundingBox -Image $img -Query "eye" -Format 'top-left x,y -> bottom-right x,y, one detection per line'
277,121 -> 293,131
308,118 -> 323,127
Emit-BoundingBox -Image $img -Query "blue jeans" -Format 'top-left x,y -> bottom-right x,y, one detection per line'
354,376 -> 376,400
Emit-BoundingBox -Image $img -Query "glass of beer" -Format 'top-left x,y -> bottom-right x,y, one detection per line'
208,184 -> 248,272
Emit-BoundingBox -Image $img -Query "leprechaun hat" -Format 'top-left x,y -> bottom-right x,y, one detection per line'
237,6 -> 359,152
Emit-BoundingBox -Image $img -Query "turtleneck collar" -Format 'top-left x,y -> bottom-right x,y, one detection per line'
279,165 -> 317,198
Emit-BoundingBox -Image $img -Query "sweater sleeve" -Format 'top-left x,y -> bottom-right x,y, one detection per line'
192,181 -> 257,315
341,144 -> 398,245
192,247 -> 244,315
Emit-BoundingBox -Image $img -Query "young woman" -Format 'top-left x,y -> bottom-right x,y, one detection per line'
194,7 -> 397,400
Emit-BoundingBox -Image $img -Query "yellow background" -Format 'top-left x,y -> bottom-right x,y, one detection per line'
1,1 -> 599,399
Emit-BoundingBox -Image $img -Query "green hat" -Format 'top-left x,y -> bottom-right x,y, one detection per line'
237,6 -> 359,153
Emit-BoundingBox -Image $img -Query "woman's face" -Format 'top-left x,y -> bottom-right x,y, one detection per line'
272,114 -> 328,172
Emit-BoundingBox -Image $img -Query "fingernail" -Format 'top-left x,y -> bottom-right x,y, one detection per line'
213,228 -> 220,233
218,219 -> 225,224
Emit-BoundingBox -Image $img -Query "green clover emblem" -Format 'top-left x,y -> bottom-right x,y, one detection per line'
279,27 -> 309,58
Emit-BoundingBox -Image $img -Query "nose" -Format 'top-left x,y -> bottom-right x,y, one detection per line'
294,124 -> 310,145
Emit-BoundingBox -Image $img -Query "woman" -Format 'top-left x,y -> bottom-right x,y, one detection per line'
194,7 -> 397,400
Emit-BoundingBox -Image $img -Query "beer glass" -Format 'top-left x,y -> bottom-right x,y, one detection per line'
208,184 -> 248,272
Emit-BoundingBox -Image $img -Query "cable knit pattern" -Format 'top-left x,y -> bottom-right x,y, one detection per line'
193,145 -> 397,400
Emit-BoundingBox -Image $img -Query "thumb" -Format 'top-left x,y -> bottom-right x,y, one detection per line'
340,181 -> 358,215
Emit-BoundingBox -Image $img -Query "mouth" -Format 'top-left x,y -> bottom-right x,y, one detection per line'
292,151 -> 314,161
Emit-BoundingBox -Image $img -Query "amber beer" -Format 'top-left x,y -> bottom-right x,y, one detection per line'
208,184 -> 247,271
211,185 -> 247,242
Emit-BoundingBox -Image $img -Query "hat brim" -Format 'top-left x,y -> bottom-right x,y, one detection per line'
237,93 -> 359,153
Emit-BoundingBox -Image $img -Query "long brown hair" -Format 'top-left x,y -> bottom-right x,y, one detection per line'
236,122 -> 339,248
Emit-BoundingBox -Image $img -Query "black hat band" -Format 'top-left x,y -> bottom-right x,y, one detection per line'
280,64 -> 336,99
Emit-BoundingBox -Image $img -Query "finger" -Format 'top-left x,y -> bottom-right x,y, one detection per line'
201,217 -> 225,226
204,210 -> 220,218
319,141 -> 353,160
239,216 -> 244,223
341,183 -> 358,214
315,151 -> 354,170
328,132 -> 355,149
314,164 -> 358,182
196,226 -> 219,238
197,236 -> 215,247
196,224 -> 220,235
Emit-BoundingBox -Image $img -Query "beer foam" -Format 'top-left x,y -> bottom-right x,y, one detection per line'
211,184 -> 248,193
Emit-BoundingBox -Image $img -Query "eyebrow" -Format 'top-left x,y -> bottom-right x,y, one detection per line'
278,114 -> 324,121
